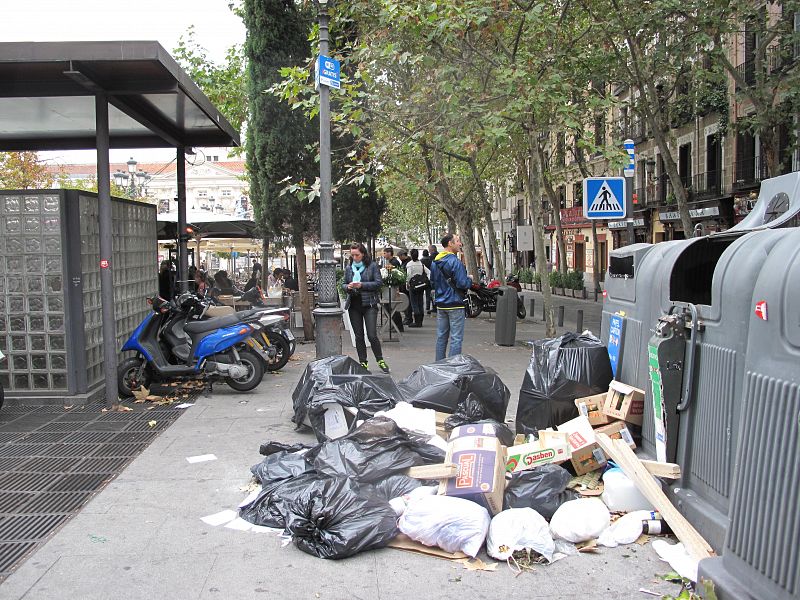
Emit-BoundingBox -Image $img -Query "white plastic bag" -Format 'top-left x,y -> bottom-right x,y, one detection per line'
486,508 -> 555,562
598,510 -> 654,547
549,498 -> 610,543
389,485 -> 438,516
398,495 -> 491,557
652,540 -> 699,582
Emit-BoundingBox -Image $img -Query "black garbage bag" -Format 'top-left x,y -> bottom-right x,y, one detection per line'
292,355 -> 369,425
258,440 -> 312,457
306,417 -> 431,483
306,375 -> 403,442
284,475 -> 399,559
240,471 -> 328,529
397,354 -> 510,420
251,450 -> 312,485
362,474 -> 423,501
516,333 -> 613,433
503,464 -> 577,520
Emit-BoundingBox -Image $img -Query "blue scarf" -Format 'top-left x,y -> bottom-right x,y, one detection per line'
351,261 -> 365,283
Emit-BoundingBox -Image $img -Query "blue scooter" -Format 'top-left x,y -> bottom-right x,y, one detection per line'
117,295 -> 281,397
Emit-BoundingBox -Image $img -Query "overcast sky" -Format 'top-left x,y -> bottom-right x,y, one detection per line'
4,0 -> 246,164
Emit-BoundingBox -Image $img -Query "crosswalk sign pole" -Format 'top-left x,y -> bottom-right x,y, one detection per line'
624,139 -> 635,246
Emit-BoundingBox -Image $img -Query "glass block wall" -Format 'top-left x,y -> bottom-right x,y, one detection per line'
0,193 -> 67,393
78,194 -> 156,389
0,189 -> 156,398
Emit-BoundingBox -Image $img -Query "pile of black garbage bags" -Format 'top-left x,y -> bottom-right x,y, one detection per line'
238,351 -> 593,560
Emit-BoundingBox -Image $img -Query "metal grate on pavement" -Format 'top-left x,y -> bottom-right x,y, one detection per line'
0,395 -> 191,580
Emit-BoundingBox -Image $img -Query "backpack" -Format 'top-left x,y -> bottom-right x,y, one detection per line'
408,272 -> 431,291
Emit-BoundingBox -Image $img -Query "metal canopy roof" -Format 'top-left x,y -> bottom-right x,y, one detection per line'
0,41 -> 240,151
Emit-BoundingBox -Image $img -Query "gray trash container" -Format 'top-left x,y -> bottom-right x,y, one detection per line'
604,230 -> 794,551
494,286 -> 517,346
699,229 -> 800,600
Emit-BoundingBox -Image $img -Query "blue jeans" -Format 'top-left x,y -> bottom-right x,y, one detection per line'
436,308 -> 466,361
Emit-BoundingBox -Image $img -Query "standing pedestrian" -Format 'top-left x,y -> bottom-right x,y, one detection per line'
341,243 -> 390,373
158,260 -> 175,300
398,250 -> 413,326
430,234 -> 473,361
381,247 -> 404,333
405,249 -> 430,328
421,248 -> 433,314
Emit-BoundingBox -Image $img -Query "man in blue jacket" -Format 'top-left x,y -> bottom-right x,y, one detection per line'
430,233 -> 473,360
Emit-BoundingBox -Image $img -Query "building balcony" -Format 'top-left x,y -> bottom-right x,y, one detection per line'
732,156 -> 770,191
690,169 -> 726,200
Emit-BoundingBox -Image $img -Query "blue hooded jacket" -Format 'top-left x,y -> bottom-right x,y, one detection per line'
430,251 -> 473,309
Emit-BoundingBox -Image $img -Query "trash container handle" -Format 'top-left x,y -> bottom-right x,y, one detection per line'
676,302 -> 699,412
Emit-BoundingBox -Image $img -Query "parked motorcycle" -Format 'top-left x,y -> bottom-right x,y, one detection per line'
117,295 -> 282,397
188,290 -> 293,372
465,283 -> 527,319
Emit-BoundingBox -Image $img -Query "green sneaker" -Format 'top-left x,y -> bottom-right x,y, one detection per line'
360,361 -> 369,371
377,359 -> 390,374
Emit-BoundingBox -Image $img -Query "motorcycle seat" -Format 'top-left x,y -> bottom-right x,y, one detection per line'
184,314 -> 243,334
235,309 -> 261,320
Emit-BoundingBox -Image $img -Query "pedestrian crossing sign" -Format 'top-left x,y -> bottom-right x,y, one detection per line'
583,177 -> 626,219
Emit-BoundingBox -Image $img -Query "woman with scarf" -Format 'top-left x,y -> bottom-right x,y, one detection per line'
341,243 -> 390,373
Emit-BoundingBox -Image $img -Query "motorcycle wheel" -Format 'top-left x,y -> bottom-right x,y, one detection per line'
225,348 -> 265,392
465,294 -> 482,318
117,356 -> 152,398
517,300 -> 527,319
283,333 -> 296,356
264,331 -> 290,372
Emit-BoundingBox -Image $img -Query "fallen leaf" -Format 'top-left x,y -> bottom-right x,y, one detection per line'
132,386 -> 150,401
458,558 -> 498,572
576,539 -> 599,553
636,534 -> 650,545
148,420 -> 157,427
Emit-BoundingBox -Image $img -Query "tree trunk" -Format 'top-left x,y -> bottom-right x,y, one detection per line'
261,237 -> 269,288
483,197 -> 505,282
522,128 -> 556,336
295,240 -> 315,341
477,226 -> 493,280
537,147 -> 567,275
496,183 -> 508,278
625,33 -> 693,235
455,213 -> 479,282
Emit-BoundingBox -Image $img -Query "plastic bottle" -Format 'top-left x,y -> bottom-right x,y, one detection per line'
601,467 -> 655,512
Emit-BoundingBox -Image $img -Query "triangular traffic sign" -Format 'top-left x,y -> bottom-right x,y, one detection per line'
590,182 -> 623,212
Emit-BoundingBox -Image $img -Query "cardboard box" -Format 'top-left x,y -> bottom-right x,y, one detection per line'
440,424 -> 506,515
602,380 -> 646,426
557,415 -> 608,475
506,434 -> 571,473
575,393 -> 614,426
594,420 -> 636,450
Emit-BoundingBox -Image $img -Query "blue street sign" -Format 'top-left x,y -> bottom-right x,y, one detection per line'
623,138 -> 635,177
231,251 -> 239,259
316,55 -> 341,89
607,314 -> 625,377
583,177 -> 626,219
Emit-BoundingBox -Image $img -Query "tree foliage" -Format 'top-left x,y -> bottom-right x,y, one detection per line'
0,152 -> 54,189
173,25 -> 248,136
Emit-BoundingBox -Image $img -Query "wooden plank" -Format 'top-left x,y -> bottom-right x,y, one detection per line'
387,534 -> 467,560
595,433 -> 715,561
640,459 -> 681,479
406,463 -> 458,480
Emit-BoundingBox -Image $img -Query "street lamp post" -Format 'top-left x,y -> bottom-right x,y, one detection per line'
113,157 -> 151,199
313,0 -> 343,358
